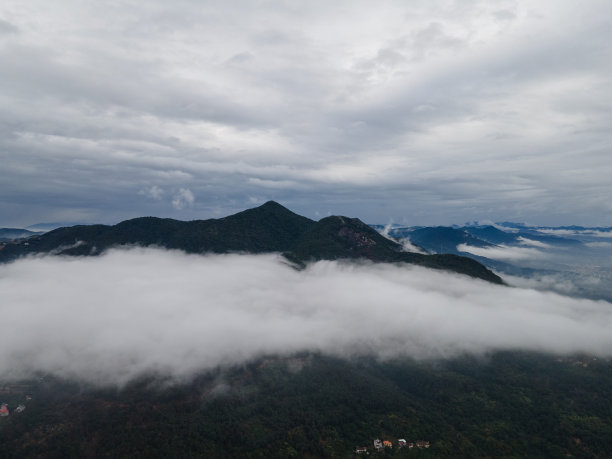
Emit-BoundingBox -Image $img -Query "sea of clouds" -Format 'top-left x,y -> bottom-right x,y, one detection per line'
2,248 -> 612,386
457,243 -> 545,261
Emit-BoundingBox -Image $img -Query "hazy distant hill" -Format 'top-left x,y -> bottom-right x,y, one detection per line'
461,225 -> 520,245
376,222 -> 612,302
383,225 -> 581,254
0,201 -> 501,284
497,222 -> 612,232
407,227 -> 493,255
0,228 -> 41,242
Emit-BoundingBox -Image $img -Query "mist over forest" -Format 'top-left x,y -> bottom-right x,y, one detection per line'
2,248 -> 612,386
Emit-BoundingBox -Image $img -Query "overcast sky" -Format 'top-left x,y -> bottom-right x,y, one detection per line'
1,1 -> 611,227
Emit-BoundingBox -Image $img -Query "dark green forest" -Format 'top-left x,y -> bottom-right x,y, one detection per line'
0,201 -> 501,284
2,352 -> 611,458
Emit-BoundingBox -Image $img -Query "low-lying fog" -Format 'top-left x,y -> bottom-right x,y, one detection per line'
2,248 -> 612,386
457,237 -> 612,302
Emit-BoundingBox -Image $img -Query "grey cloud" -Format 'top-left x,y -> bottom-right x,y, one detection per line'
411,22 -> 466,57
1,1 -> 612,226
492,9 -> 517,22
172,188 -> 195,209
2,249 -> 612,386
0,18 -> 18,35
139,185 -> 164,200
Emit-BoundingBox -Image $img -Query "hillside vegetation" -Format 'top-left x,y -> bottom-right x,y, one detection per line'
1,352 -> 611,458
0,201 -> 501,284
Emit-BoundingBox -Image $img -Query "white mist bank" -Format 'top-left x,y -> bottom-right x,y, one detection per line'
457,243 -> 544,261
1,248 -> 612,385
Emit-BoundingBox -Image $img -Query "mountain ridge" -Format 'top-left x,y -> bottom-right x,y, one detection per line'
0,201 -> 502,284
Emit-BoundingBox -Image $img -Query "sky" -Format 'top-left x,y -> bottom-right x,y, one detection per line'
2,248 -> 612,386
1,0 -> 612,227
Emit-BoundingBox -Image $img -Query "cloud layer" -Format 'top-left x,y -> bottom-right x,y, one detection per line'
2,248 -> 612,386
1,1 -> 612,226
457,243 -> 544,260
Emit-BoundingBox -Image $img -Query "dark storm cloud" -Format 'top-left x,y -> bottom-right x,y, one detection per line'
2,249 -> 612,386
1,1 -> 612,226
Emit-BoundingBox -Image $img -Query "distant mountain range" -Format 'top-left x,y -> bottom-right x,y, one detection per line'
0,228 -> 42,243
378,224 -> 582,256
374,221 -> 612,302
374,223 -> 588,277
0,201 -> 502,284
496,222 -> 612,232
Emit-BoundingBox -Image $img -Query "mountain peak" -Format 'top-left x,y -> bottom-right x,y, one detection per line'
0,203 -> 502,283
234,200 -> 304,219
259,200 -> 285,209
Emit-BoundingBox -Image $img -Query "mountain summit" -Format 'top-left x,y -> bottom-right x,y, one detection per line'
0,201 -> 502,283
